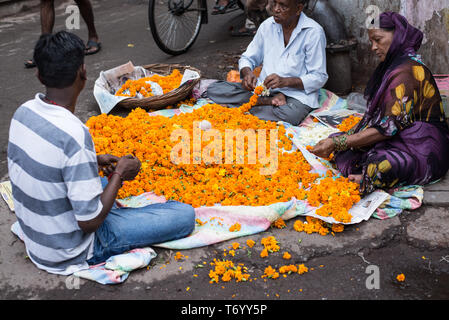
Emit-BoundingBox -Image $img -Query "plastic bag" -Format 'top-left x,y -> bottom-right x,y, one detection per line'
346,92 -> 368,113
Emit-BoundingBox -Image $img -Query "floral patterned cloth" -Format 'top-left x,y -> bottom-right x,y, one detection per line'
334,58 -> 449,194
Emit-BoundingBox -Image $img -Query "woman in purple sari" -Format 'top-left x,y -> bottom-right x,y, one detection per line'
311,12 -> 449,195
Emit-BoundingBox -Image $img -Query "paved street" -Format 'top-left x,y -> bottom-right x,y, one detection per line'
0,0 -> 448,304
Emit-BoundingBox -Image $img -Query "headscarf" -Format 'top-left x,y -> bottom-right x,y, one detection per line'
364,12 -> 424,113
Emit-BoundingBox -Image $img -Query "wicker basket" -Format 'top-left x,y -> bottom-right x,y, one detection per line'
116,64 -> 201,110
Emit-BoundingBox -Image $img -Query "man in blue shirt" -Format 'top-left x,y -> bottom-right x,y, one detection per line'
208,0 -> 328,126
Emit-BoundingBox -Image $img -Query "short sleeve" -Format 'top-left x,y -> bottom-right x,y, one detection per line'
62,136 -> 103,222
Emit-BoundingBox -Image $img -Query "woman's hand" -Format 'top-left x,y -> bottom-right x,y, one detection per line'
310,138 -> 335,159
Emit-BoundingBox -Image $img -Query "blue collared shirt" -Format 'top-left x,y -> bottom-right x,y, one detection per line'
239,14 -> 328,109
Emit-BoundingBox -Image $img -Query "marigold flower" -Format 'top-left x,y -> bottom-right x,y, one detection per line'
174,251 -> 185,260
396,273 -> 405,282
273,218 -> 286,229
246,239 -> 255,248
297,264 -> 308,274
331,224 -> 344,233
262,266 -> 279,279
229,223 -> 241,232
282,252 -> 291,260
337,115 -> 362,132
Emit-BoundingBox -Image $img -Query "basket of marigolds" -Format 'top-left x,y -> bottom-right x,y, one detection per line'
93,61 -> 201,114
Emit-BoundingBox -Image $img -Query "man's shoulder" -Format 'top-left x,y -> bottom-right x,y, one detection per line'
259,17 -> 276,31
11,96 -> 89,152
301,13 -> 325,34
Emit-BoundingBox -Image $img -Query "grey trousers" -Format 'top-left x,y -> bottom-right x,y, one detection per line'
207,81 -> 312,126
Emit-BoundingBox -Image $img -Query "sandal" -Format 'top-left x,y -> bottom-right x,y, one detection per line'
211,0 -> 236,15
85,40 -> 102,55
24,59 -> 36,69
231,27 -> 256,37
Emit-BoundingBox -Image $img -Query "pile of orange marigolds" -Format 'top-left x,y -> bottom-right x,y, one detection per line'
86,73 -> 361,225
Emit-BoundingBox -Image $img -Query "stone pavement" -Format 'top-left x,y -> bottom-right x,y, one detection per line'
0,0 -> 448,302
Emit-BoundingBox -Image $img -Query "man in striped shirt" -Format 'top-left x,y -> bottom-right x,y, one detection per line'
8,31 -> 195,275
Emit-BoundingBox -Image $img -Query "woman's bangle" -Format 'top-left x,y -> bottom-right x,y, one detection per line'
332,135 -> 349,152
108,171 -> 124,186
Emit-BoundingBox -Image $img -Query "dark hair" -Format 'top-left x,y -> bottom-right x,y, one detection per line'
33,31 -> 85,89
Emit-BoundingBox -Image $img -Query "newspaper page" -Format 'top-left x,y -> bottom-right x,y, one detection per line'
0,181 -> 14,212
311,109 -> 363,128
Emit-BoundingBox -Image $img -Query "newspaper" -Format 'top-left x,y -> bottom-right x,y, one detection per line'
311,109 -> 363,128
293,141 -> 389,225
0,181 -> 14,211
303,190 -> 390,225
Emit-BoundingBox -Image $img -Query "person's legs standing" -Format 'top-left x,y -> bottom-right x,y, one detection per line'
74,0 -> 99,43
74,0 -> 101,54
40,0 -> 55,34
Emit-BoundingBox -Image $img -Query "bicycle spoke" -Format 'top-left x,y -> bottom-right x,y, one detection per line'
149,0 -> 202,53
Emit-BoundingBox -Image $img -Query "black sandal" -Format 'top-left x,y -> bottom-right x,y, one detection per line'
85,40 -> 102,55
24,59 -> 36,69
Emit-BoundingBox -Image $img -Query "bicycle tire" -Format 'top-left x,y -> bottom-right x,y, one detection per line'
149,0 -> 203,55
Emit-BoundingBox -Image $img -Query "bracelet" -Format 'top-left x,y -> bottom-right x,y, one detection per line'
332,135 -> 349,152
108,171 -> 124,186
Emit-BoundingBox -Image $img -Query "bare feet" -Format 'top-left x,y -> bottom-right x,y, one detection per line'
255,93 -> 287,107
348,174 -> 363,184
271,93 -> 287,107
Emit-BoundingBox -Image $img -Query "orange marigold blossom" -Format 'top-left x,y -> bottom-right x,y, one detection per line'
273,218 -> 286,229
396,273 -> 405,282
246,239 -> 255,248
297,264 -> 309,274
115,69 -> 183,98
282,252 -> 291,260
261,266 -> 279,279
174,251 -> 185,260
337,115 -> 362,132
208,259 -> 250,283
229,223 -> 241,232
279,265 -> 298,274
86,85 -> 360,220
260,236 -> 280,258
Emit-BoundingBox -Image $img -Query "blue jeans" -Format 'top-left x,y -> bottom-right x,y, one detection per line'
86,178 -> 195,265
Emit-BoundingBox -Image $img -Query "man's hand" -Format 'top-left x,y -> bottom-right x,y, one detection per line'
115,155 -> 141,181
264,74 -> 287,89
97,154 -> 119,176
241,67 -> 258,91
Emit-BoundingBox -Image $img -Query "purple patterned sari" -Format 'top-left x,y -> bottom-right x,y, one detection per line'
333,12 -> 449,194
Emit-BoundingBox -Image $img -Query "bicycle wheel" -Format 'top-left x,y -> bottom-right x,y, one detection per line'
149,0 -> 203,55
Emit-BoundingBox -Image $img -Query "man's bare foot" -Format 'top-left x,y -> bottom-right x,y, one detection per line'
255,93 -> 287,107
348,174 -> 363,184
271,93 -> 287,107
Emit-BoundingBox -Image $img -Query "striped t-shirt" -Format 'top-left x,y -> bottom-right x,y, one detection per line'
7,93 -> 103,275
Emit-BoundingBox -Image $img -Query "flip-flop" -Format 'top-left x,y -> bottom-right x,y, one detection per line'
231,27 -> 256,37
85,40 -> 101,55
24,59 -> 36,69
211,0 -> 236,14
